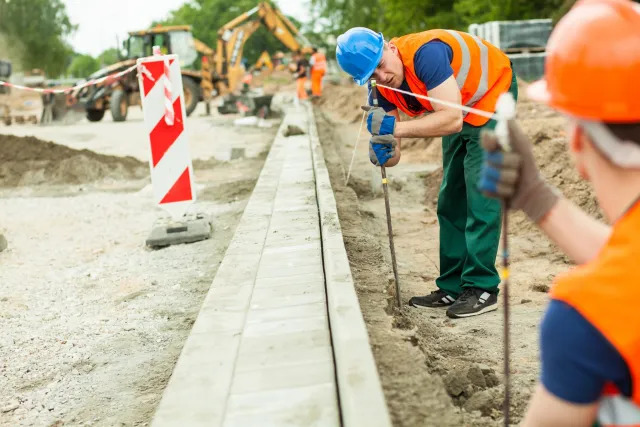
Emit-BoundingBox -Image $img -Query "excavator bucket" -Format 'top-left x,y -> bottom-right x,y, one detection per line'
40,92 -> 76,125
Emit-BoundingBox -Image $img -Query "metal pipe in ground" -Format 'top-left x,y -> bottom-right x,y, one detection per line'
381,166 -> 401,308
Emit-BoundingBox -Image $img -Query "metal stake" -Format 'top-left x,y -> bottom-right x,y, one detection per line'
371,80 -> 401,308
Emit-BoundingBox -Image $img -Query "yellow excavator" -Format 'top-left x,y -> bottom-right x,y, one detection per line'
59,2 -> 310,122
212,1 -> 313,114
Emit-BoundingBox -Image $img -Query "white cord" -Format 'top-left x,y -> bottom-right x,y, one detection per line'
345,89 -> 371,185
376,83 -> 497,120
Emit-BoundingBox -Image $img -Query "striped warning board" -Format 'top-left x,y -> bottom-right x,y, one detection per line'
137,53 -> 196,219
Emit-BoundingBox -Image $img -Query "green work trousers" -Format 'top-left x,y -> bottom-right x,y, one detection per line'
435,70 -> 518,298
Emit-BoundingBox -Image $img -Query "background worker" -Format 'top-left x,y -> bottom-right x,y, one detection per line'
309,47 -> 327,98
292,52 -> 309,106
479,0 -> 640,425
336,27 -> 517,318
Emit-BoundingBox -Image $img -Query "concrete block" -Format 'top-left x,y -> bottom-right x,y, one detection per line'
262,242 -> 321,256
257,263 -> 324,280
323,246 -> 354,283
151,332 -> 240,427
204,285 -> 254,312
190,309 -> 247,335
224,383 -> 340,427
236,329 -> 333,371
246,302 -> 327,324
210,253 -> 261,288
146,215 -> 213,249
252,282 -> 325,303
231,360 -> 335,395
250,291 -> 327,310
224,229 -> 269,255
243,315 -> 328,338
254,272 -> 325,288
258,249 -> 323,272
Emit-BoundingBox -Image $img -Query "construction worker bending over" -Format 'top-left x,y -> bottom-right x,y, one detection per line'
309,47 -> 327,98
293,52 -> 309,106
336,27 -> 517,318
479,0 -> 640,425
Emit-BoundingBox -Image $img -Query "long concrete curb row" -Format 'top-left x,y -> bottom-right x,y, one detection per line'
151,101 -> 391,427
150,115 -> 291,426
307,104 -> 393,427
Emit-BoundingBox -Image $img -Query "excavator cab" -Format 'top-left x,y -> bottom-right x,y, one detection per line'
123,27 -> 199,70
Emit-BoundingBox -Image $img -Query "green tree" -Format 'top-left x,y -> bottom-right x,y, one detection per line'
155,0 -> 310,63
67,54 -> 99,77
97,48 -> 120,67
0,0 -> 76,76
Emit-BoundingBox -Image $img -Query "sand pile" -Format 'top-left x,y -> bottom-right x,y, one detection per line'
0,134 -> 148,187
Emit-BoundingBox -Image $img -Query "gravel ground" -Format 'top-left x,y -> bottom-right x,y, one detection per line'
0,105 -> 279,426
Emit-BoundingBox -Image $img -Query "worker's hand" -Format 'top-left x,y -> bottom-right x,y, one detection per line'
361,105 -> 395,136
479,120 -> 560,223
369,134 -> 396,166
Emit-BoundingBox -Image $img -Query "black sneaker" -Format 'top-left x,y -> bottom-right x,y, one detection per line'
409,289 -> 456,308
446,288 -> 498,318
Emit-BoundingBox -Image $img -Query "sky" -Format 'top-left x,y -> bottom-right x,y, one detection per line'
62,0 -> 311,57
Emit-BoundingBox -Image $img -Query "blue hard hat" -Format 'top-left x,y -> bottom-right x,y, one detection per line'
336,27 -> 384,86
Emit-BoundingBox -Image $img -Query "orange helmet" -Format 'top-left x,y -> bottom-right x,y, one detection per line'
528,0 -> 640,122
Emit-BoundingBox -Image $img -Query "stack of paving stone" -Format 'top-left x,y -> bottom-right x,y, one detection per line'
469,19 -> 552,81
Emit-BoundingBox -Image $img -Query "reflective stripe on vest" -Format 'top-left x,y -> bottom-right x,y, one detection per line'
599,395 -> 640,426
444,30 -> 489,117
376,30 -> 512,126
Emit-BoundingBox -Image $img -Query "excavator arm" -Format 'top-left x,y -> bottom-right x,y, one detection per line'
213,1 -> 311,96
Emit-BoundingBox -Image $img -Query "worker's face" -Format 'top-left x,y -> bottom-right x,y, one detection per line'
371,44 -> 404,88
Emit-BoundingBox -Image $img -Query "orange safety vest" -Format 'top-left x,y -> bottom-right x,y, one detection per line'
311,52 -> 327,72
551,201 -> 640,427
377,30 -> 513,127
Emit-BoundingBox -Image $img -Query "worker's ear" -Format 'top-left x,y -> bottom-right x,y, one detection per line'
569,122 -> 584,155
569,122 -> 589,179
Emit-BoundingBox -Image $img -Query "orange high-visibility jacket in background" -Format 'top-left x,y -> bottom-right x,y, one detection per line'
551,202 -> 640,427
311,52 -> 327,72
377,30 -> 513,127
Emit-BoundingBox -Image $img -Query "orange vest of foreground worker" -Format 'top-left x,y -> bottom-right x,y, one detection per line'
377,30 -> 512,127
311,52 -> 327,72
552,203 -> 640,427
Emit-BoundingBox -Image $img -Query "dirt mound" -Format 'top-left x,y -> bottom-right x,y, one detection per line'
0,134 -> 148,187
315,83 -> 368,124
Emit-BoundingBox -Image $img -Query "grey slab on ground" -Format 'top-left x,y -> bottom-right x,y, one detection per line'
151,99 -> 390,427
146,214 -> 213,248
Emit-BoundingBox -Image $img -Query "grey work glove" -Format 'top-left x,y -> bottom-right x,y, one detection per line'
479,120 -> 560,223
368,134 -> 397,166
361,105 -> 396,136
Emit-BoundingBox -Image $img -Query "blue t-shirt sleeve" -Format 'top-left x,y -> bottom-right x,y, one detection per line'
367,81 -> 397,112
414,41 -> 454,90
540,300 -> 632,404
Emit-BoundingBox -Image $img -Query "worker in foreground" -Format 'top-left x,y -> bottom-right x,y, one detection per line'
292,52 -> 309,106
479,0 -> 640,425
309,47 -> 327,99
336,27 -> 517,318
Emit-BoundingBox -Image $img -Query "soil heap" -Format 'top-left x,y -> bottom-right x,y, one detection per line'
0,134 -> 148,187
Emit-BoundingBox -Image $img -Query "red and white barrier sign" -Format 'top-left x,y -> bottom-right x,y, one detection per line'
137,52 -> 196,219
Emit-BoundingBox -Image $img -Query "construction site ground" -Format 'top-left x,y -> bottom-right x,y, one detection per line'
0,104 -> 280,426
0,76 -> 601,427
313,81 -> 599,426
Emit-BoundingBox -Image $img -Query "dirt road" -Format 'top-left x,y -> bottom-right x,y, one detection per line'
0,105 -> 279,426
315,82 -> 595,426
